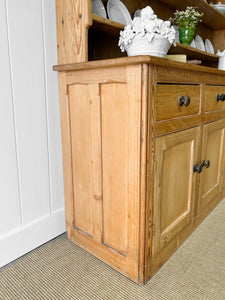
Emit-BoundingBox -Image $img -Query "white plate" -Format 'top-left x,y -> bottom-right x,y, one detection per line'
195,35 -> 205,51
205,39 -> 214,54
216,6 -> 225,14
107,0 -> 132,25
92,0 -> 107,18
210,2 -> 225,14
190,39 -> 196,48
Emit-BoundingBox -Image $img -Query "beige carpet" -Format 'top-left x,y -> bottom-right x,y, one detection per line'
1,199 -> 225,300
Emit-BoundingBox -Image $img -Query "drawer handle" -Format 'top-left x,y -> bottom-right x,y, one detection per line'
193,160 -> 210,173
179,95 -> 191,107
217,94 -> 225,102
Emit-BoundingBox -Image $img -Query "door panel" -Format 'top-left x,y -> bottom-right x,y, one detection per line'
198,120 -> 225,210
153,127 -> 199,256
69,84 -> 102,236
101,83 -> 128,254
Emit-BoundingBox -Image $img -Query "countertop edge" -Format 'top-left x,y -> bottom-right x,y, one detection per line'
53,55 -> 225,75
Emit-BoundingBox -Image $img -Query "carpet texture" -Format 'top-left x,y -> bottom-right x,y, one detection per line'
1,199 -> 225,300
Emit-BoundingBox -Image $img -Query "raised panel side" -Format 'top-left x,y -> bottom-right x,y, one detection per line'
101,83 -> 129,255
66,65 -> 142,282
100,65 -> 142,263
69,84 -> 101,237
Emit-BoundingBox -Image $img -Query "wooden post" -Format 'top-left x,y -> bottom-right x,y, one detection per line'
55,0 -> 92,64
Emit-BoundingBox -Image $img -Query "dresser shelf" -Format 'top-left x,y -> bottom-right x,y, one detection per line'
91,13 -> 124,36
169,43 -> 219,63
159,0 -> 225,29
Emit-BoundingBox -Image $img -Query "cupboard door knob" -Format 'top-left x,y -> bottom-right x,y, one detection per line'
217,94 -> 220,101
193,160 -> 210,173
193,163 -> 202,173
217,94 -> 225,102
203,160 -> 210,168
179,95 -> 191,107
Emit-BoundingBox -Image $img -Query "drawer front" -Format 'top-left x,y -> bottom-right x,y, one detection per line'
205,85 -> 225,112
156,84 -> 200,121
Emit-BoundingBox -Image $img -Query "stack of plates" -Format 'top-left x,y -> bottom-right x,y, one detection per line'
107,0 -> 132,25
210,2 -> 225,14
205,39 -> 214,54
91,0 -> 132,25
195,35 -> 205,51
193,35 -> 215,54
92,0 -> 107,18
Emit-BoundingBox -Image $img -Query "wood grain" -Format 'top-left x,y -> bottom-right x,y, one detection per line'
198,119 -> 225,212
205,85 -> 225,112
58,72 -> 74,238
155,84 -> 200,121
144,65 -> 156,283
54,55 -> 225,75
138,64 -> 149,285
153,127 -> 199,256
101,82 -> 129,254
55,0 -> 92,64
68,84 -> 94,236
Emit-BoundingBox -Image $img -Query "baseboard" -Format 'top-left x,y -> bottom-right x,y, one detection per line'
0,208 -> 66,268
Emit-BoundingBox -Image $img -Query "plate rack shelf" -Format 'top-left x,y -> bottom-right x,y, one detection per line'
55,0 -> 225,66
90,1 -> 223,65
169,43 -> 219,64
91,13 -> 124,35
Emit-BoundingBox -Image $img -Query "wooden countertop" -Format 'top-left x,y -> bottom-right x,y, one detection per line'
53,55 -> 225,75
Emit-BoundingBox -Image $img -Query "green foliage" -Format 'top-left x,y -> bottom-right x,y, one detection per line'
170,6 -> 204,29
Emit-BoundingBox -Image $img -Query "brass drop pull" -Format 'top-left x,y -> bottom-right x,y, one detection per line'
179,95 -> 191,107
193,160 -> 210,173
217,94 -> 225,102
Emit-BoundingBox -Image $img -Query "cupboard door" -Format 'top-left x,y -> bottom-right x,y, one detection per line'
153,127 -> 199,256
198,120 -> 225,211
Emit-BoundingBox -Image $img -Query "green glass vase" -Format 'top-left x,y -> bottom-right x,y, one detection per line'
179,27 -> 195,46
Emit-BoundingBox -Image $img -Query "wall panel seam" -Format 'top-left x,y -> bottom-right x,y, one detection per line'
5,0 -> 23,226
40,0 -> 52,215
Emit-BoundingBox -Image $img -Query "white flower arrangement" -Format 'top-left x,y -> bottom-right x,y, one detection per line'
118,6 -> 176,53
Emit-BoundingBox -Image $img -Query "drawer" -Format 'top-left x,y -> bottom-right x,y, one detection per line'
205,85 -> 225,112
155,84 -> 200,121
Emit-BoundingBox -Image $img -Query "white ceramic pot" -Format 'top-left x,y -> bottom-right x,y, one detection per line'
218,56 -> 225,70
125,35 -> 172,57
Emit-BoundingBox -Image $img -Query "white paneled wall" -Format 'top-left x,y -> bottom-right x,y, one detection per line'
0,0 -> 65,267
